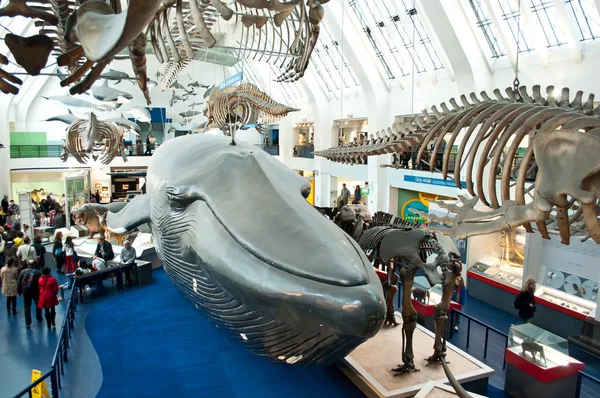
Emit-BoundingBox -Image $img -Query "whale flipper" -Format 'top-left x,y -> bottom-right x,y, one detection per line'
106,194 -> 151,233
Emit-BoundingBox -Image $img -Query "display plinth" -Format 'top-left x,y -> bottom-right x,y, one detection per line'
504,347 -> 584,398
339,313 -> 494,398
413,382 -> 487,398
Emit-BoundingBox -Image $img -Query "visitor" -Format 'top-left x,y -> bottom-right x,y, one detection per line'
17,237 -> 36,269
40,199 -> 49,215
61,194 -> 66,209
0,234 -> 4,267
2,257 -> 19,314
32,236 -> 46,269
22,224 -> 31,240
136,135 -> 142,156
64,236 -> 76,274
353,185 -> 361,204
145,133 -> 152,155
54,209 -> 66,230
0,207 -> 5,227
6,210 -> 17,226
12,217 -> 21,232
1,194 -> 8,213
120,240 -> 136,286
94,190 -> 100,204
92,255 -> 107,271
18,259 -> 42,328
514,278 -> 537,324
340,183 -> 350,207
38,267 -> 58,329
39,212 -> 49,227
451,275 -> 467,331
95,237 -> 114,261
53,232 -> 65,274
8,200 -> 19,216
14,231 -> 24,247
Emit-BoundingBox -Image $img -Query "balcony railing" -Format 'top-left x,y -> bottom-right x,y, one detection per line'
391,152 -> 536,181
293,145 -> 314,159
10,144 -> 159,159
254,145 -> 279,156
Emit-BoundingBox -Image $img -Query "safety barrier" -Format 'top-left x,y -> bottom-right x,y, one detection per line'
10,144 -> 158,159
293,145 -> 314,159
12,279 -> 79,398
576,370 -> 600,398
254,145 -> 280,156
449,309 -> 509,370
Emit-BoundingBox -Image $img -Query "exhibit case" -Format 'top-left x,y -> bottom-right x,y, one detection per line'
467,228 -> 526,288
64,170 -> 91,227
505,323 -> 585,398
535,285 -> 596,318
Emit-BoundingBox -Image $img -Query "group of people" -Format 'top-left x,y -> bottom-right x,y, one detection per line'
0,249 -> 59,329
339,183 -> 364,207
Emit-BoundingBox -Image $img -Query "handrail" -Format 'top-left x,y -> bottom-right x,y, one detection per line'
576,370 -> 600,398
12,279 -> 79,398
10,144 -> 159,159
449,309 -> 509,370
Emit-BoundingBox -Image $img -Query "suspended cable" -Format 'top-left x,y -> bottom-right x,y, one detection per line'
513,0 -> 523,102
408,7 -> 417,116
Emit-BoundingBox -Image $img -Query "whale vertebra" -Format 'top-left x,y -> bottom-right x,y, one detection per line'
106,135 -> 385,365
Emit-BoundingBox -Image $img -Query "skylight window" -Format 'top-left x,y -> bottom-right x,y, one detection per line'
469,0 -> 506,57
529,0 -> 568,47
398,0 -> 444,70
497,0 -> 535,52
566,0 -> 600,41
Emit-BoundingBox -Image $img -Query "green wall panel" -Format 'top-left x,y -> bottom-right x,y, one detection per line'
10,132 -> 48,157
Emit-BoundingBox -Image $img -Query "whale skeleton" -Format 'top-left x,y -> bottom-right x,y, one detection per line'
61,112 -> 127,165
315,84 -> 600,246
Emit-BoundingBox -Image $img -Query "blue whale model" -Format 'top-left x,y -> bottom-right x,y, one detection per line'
107,135 -> 386,365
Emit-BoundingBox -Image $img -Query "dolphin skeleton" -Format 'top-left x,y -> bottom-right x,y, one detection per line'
106,135 -> 386,365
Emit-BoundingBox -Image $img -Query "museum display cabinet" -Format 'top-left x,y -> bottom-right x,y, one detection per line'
64,170 -> 91,228
505,323 -> 585,398
411,282 -> 460,332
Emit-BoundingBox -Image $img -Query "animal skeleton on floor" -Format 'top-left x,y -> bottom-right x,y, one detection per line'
337,207 -> 467,394
61,112 -> 127,165
316,85 -> 600,245
204,82 -> 298,145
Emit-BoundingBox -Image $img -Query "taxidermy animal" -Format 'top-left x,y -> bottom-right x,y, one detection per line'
31,188 -> 46,205
105,134 -> 386,365
71,202 -> 127,240
412,287 -> 430,304
521,338 -> 546,365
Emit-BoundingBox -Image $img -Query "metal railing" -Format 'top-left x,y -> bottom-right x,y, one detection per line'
293,145 -> 314,159
576,371 -> 600,398
10,144 -> 159,159
12,279 -> 79,398
449,310 -> 509,370
391,152 -> 537,181
254,145 -> 280,156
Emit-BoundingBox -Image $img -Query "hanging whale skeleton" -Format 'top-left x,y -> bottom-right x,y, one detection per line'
104,134 -> 386,366
0,0 -> 328,101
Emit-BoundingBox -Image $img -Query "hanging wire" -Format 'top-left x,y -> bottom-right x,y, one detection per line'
340,0 -> 345,124
408,8 -> 416,116
513,0 -> 523,102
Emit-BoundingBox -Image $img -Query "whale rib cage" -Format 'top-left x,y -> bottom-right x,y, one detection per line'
314,85 -> 600,245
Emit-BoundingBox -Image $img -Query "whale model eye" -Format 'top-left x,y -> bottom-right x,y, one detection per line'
301,185 -> 311,199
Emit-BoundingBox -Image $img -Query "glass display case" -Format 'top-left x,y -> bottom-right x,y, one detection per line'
468,257 -> 523,289
535,285 -> 596,317
64,170 -> 90,227
508,323 -> 569,368
468,228 -> 526,288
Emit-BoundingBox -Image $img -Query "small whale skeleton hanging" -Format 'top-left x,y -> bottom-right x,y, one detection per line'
60,112 -> 127,165
204,82 -> 299,145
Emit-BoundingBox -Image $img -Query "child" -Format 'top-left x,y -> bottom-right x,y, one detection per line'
64,236 -> 76,274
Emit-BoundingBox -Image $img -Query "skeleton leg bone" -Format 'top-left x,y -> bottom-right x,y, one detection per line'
393,266 -> 420,375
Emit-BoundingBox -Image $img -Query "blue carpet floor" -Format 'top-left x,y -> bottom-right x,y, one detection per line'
86,267 -> 365,398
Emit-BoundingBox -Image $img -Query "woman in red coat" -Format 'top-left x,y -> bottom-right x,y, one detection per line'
38,267 -> 58,329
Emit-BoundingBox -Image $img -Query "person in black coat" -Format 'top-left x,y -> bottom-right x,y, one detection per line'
94,237 -> 114,261
514,278 -> 536,323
